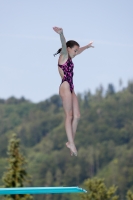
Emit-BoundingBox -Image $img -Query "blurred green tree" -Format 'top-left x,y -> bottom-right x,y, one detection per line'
80,178 -> 119,200
126,190 -> 133,200
2,133 -> 33,200
128,81 -> 133,94
106,84 -> 115,96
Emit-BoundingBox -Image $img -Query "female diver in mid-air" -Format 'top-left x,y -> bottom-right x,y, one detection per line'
53,26 -> 94,156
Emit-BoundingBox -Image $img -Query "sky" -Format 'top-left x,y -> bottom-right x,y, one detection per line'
0,0 -> 133,103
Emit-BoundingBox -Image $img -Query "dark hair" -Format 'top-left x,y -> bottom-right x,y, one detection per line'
53,40 -> 80,56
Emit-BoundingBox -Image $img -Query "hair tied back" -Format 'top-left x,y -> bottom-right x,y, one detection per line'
53,48 -> 62,57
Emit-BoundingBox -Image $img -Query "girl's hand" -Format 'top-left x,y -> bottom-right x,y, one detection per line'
87,41 -> 94,48
53,27 -> 63,35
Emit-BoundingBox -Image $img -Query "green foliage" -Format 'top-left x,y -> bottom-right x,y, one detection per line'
128,81 -> 133,94
2,134 -> 33,200
80,178 -> 119,200
106,84 -> 115,96
0,84 -> 133,200
126,190 -> 133,200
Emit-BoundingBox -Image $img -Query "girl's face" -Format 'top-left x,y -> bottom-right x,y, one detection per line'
67,45 -> 79,58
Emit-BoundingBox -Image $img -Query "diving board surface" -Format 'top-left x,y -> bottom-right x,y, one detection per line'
0,187 -> 87,195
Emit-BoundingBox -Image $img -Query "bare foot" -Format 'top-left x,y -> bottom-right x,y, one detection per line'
66,142 -> 77,156
66,142 -> 73,156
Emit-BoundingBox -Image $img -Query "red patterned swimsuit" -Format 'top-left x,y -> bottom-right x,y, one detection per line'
58,58 -> 74,93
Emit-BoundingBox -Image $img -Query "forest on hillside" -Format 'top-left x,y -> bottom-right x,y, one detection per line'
0,81 -> 133,200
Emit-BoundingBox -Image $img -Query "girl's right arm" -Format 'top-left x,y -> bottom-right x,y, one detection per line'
53,27 -> 68,56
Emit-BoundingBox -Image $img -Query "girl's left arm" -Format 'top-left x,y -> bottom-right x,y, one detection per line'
77,41 -> 94,55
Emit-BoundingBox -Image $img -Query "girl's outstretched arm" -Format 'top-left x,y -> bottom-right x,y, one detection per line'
77,41 -> 94,55
53,27 -> 67,56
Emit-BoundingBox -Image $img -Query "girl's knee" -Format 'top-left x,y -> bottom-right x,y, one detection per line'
66,110 -> 73,119
74,113 -> 80,120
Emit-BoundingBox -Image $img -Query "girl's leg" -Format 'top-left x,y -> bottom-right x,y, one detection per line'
66,91 -> 80,156
59,82 -> 77,156
72,91 -> 80,139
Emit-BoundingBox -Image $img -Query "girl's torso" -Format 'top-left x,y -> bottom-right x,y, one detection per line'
58,55 -> 74,93
58,56 -> 74,79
